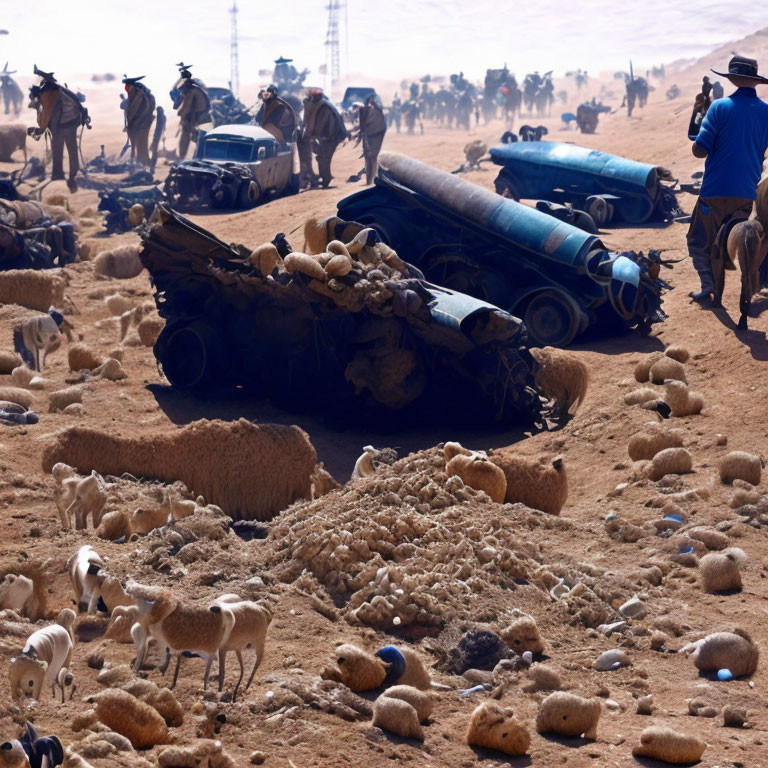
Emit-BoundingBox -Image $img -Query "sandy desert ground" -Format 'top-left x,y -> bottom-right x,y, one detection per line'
1,27 -> 768,768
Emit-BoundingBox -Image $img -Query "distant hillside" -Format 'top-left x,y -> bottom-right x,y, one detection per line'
677,25 -> 768,83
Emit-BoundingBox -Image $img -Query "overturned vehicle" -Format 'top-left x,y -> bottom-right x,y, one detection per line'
336,152 -> 670,347
489,142 -> 681,226
164,125 -> 298,210
0,199 -> 78,270
140,204 -> 546,426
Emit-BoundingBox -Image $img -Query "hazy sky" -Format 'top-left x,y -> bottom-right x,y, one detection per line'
3,1 -> 768,93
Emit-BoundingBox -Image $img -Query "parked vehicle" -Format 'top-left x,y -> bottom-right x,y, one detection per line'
489,141 -> 681,225
163,125 -> 297,210
336,152 -> 669,347
140,204 -> 546,426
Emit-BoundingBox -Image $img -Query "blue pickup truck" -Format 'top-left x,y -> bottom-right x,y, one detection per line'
336,152 -> 668,347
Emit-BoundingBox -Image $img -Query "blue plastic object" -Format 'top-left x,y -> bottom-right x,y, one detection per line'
375,646 -> 407,684
717,669 -> 733,681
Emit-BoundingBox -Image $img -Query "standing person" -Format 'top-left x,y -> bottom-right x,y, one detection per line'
255,84 -> 297,146
302,88 -> 346,189
390,94 -> 402,133
27,66 -> 90,193
355,95 -> 387,185
171,64 -> 211,159
122,76 -> 155,166
0,64 -> 23,116
687,56 -> 768,302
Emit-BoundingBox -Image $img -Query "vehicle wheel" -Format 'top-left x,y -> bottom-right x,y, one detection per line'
237,180 -> 260,209
156,320 -> 227,388
430,263 -> 510,308
616,195 -> 655,224
521,291 -> 579,347
585,196 -> 610,227
494,173 -> 520,201
570,209 -> 598,234
211,180 -> 235,209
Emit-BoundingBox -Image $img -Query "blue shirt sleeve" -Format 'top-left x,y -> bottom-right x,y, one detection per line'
695,102 -> 719,153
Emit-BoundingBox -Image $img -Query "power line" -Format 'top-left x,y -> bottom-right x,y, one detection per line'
324,0 -> 343,93
229,2 -> 239,97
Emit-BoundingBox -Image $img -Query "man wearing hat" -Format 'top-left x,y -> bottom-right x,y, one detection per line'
687,55 -> 768,302
171,64 -> 211,159
122,76 -> 155,166
255,84 -> 296,146
354,94 -> 387,185
302,88 -> 347,188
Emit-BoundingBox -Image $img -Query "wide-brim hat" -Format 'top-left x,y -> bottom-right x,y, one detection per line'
711,55 -> 768,85
122,75 -> 146,85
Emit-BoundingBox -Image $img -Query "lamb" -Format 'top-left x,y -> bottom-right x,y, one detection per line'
303,215 -> 365,255
213,595 -> 272,701
118,302 -> 154,342
0,270 -> 66,313
320,644 -> 387,692
0,563 -> 47,620
105,605 -> 140,643
489,452 -> 568,515
86,689 -> 168,748
371,696 -> 423,740
42,419 -> 318,521
499,613 -> 545,654
624,388 -> 662,406
351,445 -> 378,479
634,352 -> 664,383
374,645 -> 431,689
157,740 -> 235,768
631,726 -> 706,764
466,701 -> 530,756
283,252 -> 327,281
648,447 -> 692,481
127,584 -> 235,689
247,242 -> 283,275
529,346 -> 589,415
380,685 -> 433,722
628,422 -> 685,461
535,692 -> 601,739
687,527 -> 729,551
665,380 -> 704,417
48,386 -> 84,414
685,629 -> 759,678
68,545 -> 105,612
92,357 -> 127,381
96,509 -> 133,540
60,475 -> 107,530
444,441 -> 474,462
104,294 -> 136,316
522,663 -> 561,692
136,315 -> 163,347
0,124 -> 27,162
699,549 -> 746,592
719,451 -> 762,486
649,356 -> 687,384
446,453 -> 507,503
68,344 -> 102,372
0,387 -> 34,409
120,678 -> 184,727
13,310 -> 72,371
0,351 -> 23,374
9,609 -> 75,702
92,246 -> 144,279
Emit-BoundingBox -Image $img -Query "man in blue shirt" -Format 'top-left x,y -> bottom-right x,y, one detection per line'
687,56 -> 768,301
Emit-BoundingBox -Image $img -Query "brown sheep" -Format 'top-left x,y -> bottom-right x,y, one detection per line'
499,614 -> 545,654
689,629 -> 759,678
372,696 -> 423,739
628,422 -> 685,461
490,452 -> 568,515
664,345 -> 690,364
41,419 -> 318,521
0,124 -> 27,162
0,351 -> 23,374
137,315 -> 164,347
529,346 -> 589,415
320,644 -> 386,692
446,453 -> 507,503
96,509 -> 133,540
699,549 -> 745,593
536,692 -> 601,739
157,741 -> 235,768
247,242 -> 283,275
0,387 -> 34,409
522,663 -> 561,692
92,246 -> 144,279
444,441 -> 474,462
0,561 -> 48,619
665,380 -> 704,417
88,689 -> 168,748
380,685 -> 433,721
634,352 -> 664,383
48,386 -> 83,414
719,451 -> 762,486
466,701 -> 530,756
0,270 -> 66,312
121,678 -> 185,727
631,726 -> 706,764
624,388 -> 662,406
648,447 -> 692,481
104,605 -> 140,644
68,344 -> 103,372
649,356 -> 687,385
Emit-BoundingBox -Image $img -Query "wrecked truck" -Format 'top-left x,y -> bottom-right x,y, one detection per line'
489,141 -> 681,225
164,125 -> 298,211
139,204 -> 547,426
336,152 -> 669,348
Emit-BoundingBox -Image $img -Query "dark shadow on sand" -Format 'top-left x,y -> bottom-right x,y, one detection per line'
469,747 -> 532,765
707,305 -> 768,361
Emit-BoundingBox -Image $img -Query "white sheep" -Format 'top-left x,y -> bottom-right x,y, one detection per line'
68,545 -> 105,613
9,608 -> 75,702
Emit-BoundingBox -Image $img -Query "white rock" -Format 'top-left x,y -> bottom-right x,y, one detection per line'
619,597 -> 646,620
597,621 -> 628,636
594,649 -> 630,672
